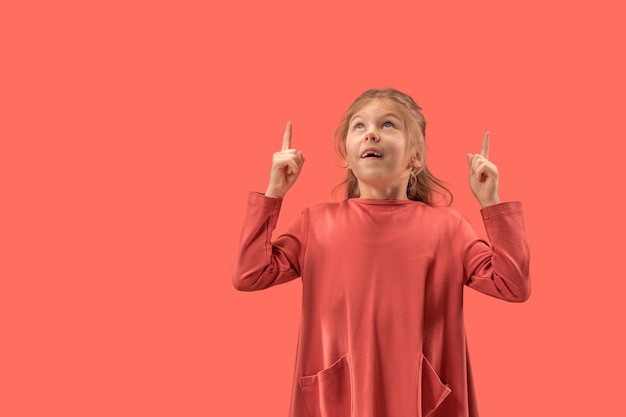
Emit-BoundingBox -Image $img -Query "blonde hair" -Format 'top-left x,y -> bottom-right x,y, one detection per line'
333,88 -> 453,206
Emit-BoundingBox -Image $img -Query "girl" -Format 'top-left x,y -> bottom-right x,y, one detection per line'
232,88 -> 530,417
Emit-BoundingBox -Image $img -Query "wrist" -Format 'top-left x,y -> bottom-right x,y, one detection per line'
265,185 -> 285,198
479,196 -> 501,208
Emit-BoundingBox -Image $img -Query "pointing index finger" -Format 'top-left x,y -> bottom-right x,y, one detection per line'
481,131 -> 490,159
282,121 -> 292,151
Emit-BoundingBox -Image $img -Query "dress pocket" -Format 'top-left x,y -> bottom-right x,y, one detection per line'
299,354 -> 352,417
419,353 -> 452,417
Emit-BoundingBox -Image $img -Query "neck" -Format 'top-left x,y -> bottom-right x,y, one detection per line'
357,182 -> 409,200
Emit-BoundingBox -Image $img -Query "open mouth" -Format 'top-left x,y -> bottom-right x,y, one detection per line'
361,151 -> 382,159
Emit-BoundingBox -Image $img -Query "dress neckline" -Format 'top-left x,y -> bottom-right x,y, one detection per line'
347,198 -> 423,206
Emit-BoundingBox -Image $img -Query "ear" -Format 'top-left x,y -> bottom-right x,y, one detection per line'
410,151 -> 424,169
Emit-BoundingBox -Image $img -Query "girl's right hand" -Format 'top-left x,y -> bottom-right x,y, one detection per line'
265,121 -> 305,198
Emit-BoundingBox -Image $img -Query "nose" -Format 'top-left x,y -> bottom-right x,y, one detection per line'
364,128 -> 380,142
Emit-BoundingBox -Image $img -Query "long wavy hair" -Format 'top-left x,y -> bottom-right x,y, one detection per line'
333,88 -> 453,206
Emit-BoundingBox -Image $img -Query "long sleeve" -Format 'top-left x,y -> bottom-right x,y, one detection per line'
232,192 -> 308,291
462,201 -> 531,302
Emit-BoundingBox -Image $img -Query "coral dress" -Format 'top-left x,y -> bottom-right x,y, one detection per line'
233,192 -> 531,417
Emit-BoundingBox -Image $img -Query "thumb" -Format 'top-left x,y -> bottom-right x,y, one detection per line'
467,153 -> 473,174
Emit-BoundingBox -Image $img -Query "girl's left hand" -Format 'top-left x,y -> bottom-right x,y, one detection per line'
467,132 -> 501,208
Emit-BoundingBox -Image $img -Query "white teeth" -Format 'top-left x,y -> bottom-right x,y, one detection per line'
361,152 -> 381,158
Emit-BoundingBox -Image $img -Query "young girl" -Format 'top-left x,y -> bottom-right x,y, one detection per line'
232,88 -> 530,417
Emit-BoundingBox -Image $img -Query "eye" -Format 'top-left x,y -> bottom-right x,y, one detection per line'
354,122 -> 365,130
382,121 -> 395,128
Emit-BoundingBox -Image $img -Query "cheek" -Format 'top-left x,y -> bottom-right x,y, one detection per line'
345,137 -> 358,156
343,139 -> 357,166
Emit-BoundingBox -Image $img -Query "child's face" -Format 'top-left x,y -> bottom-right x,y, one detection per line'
345,99 -> 421,198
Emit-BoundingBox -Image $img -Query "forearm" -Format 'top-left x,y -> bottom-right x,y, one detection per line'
231,192 -> 301,291
465,202 -> 531,302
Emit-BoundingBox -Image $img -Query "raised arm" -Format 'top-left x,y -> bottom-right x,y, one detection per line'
463,132 -> 530,301
232,122 -> 307,291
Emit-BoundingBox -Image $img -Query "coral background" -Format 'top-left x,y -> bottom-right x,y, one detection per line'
1,0 -> 625,415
